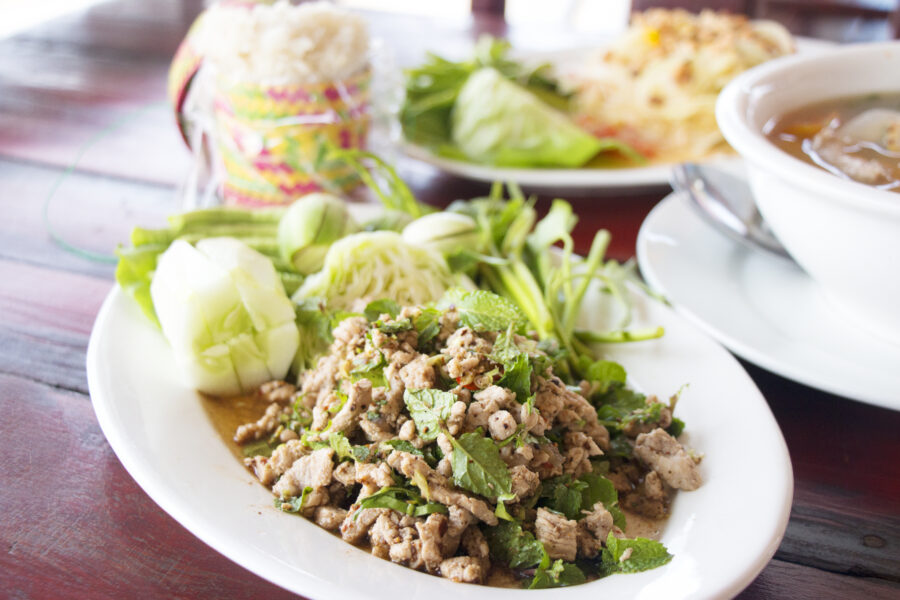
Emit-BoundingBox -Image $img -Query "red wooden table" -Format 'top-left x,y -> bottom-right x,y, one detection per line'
1,1 -> 898,598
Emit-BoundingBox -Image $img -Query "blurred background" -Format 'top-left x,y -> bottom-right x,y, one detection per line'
1,0 -> 897,42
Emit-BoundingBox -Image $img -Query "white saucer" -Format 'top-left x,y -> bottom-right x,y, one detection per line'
637,192 -> 900,411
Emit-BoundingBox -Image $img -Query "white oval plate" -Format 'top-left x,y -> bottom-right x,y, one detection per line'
401,141 -> 688,192
87,278 -> 792,599
637,192 -> 900,411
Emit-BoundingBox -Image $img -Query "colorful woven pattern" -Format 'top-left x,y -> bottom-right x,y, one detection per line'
214,69 -> 371,206
166,12 -> 206,146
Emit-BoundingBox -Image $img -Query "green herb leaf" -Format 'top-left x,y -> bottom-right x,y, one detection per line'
583,359 -> 627,392
364,299 -> 401,321
380,439 -> 424,457
403,388 -> 456,441
484,520 -> 548,569
538,475 -> 589,520
498,353 -> 532,404
579,473 -> 626,529
241,439 -> 275,459
667,417 -> 686,438
376,317 -> 413,334
600,534 -> 672,575
439,289 -> 527,333
325,432 -> 369,463
594,383 -> 649,428
449,431 -> 512,499
413,307 -> 442,345
529,559 -> 587,589
356,486 -> 448,518
350,351 -> 387,388
276,486 -> 314,513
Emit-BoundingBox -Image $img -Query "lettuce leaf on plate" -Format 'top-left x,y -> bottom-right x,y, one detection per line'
451,67 -> 604,168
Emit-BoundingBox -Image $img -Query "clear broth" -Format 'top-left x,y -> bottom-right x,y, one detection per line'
765,93 -> 900,192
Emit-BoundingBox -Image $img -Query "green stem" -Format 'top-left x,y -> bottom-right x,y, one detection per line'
575,327 -> 665,344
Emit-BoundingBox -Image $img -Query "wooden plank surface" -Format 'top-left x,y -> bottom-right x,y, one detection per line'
1,0 -> 898,598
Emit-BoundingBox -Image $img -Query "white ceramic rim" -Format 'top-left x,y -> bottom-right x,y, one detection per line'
401,141 -> 680,190
636,192 -> 900,411
87,283 -> 793,600
716,41 -> 900,217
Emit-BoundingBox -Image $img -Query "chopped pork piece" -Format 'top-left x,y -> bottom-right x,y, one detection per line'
634,428 -> 702,490
272,448 -> 334,498
234,300 -> 702,588
244,439 -> 308,486
233,402 -> 283,444
417,513 -> 449,572
329,380 -> 372,434
535,507 -> 578,561
577,502 -> 615,557
440,556 -> 484,584
314,506 -> 347,531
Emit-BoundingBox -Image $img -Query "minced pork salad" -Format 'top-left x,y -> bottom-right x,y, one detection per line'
234,296 -> 702,588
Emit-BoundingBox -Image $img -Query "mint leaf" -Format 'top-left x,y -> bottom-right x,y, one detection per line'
276,486 -> 314,513
600,534 -> 672,576
376,317 -> 413,334
326,432 -> 369,463
403,388 -> 455,441
364,299 -> 401,321
529,559 -> 586,589
357,486 -> 448,518
484,520 -> 547,569
241,438 -> 275,458
350,351 -> 387,388
579,473 -> 626,529
583,358 -> 627,393
413,307 -> 442,344
439,289 -> 527,333
667,417 -> 685,438
491,327 -> 533,403
538,475 -> 588,520
498,353 -> 533,405
450,431 -> 512,499
380,439 -> 424,457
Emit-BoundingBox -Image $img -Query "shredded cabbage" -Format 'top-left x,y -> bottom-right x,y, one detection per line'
293,231 -> 461,309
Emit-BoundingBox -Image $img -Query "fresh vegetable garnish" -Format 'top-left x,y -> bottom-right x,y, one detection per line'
277,192 -> 357,275
116,149 -> 700,590
293,231 -> 462,311
401,35 -> 643,168
150,237 -> 299,396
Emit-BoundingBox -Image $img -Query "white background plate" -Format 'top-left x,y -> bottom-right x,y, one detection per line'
401,39 -> 834,192
87,280 -> 792,600
637,193 -> 900,411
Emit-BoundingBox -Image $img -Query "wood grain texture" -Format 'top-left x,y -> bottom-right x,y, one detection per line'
0,373 -> 301,600
737,557 -> 900,599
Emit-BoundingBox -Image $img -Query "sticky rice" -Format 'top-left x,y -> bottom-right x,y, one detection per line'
194,0 -> 370,85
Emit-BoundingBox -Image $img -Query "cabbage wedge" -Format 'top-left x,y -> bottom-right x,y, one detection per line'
451,67 -> 602,168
